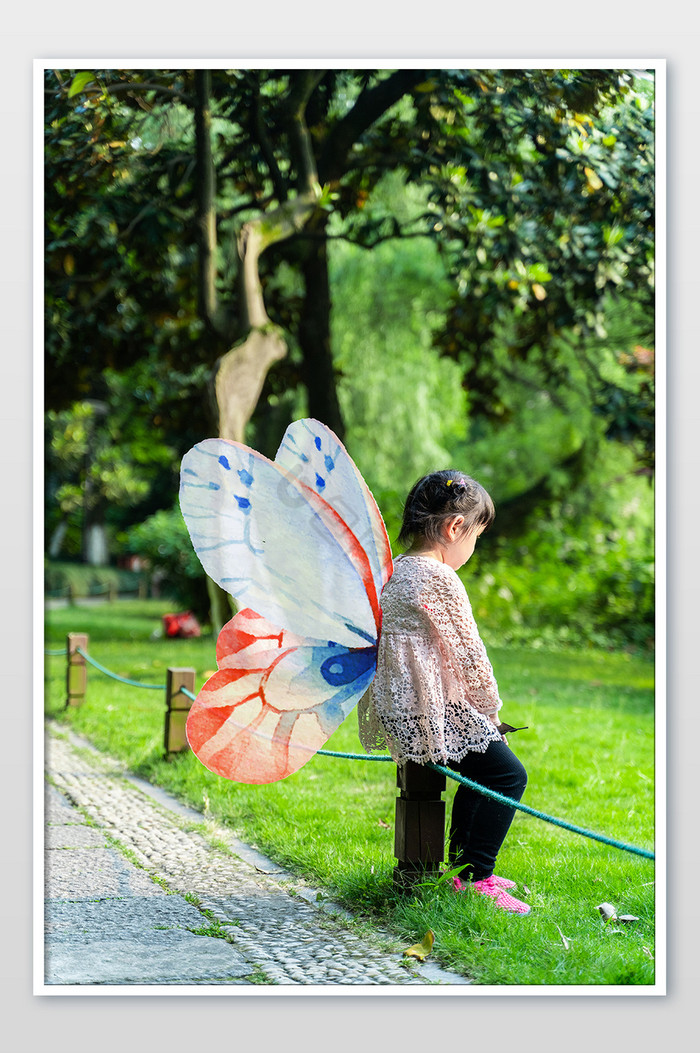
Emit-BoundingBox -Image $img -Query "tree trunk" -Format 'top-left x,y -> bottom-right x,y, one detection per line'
48,519 -> 68,559
194,70 -> 218,332
298,221 -> 345,441
193,70 -> 323,626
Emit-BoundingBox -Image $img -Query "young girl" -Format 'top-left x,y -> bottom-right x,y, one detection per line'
358,470 -> 531,915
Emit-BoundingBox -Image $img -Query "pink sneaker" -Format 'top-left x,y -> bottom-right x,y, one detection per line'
471,875 -> 531,915
491,874 -> 517,890
452,873 -> 516,893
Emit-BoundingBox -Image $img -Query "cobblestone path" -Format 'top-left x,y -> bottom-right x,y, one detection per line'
44,725 -> 470,988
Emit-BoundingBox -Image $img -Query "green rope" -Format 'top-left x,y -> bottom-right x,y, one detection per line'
317,748 -> 393,762
315,749 -> 654,861
45,648 -> 67,656
428,762 -> 655,861
75,647 -> 165,691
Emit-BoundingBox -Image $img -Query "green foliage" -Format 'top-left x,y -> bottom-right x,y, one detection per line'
427,71 -> 655,470
44,68 -> 213,442
43,67 -> 656,647
124,507 -> 211,621
44,561 -> 144,599
45,387 -> 177,561
327,187 -> 653,651
330,233 -> 465,499
459,437 -> 654,651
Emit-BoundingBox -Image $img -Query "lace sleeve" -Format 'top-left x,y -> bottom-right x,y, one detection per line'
423,570 -> 502,717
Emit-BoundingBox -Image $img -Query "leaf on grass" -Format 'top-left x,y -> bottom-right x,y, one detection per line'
554,924 -> 572,950
522,885 -> 531,896
403,930 -> 434,961
596,902 -> 617,922
618,915 -> 640,924
377,819 -> 391,829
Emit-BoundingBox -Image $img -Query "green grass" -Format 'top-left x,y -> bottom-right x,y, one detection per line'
44,599 -> 657,987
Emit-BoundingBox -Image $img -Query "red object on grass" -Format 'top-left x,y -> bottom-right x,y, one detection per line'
163,612 -> 201,638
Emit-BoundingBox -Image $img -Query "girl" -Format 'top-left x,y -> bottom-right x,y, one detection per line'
358,470 -> 530,915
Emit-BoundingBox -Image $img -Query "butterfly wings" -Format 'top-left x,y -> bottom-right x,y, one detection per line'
185,609 -> 378,784
179,419 -> 392,783
180,438 -> 378,648
275,419 -> 392,595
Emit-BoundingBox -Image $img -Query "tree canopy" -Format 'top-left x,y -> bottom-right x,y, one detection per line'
45,67 -> 653,446
44,66 -> 656,644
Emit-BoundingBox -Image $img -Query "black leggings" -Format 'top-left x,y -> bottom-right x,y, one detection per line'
448,739 -> 528,882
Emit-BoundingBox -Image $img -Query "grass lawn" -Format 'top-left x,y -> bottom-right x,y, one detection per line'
44,599 -> 657,987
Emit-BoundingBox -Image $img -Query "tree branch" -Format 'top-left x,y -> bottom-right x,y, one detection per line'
286,70 -> 326,194
318,69 -> 428,182
48,80 -> 194,105
237,190 -> 320,329
252,80 -> 288,203
295,227 -> 432,249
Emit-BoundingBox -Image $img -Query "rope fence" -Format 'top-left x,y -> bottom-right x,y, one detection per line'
46,634 -> 656,871
77,647 -> 164,690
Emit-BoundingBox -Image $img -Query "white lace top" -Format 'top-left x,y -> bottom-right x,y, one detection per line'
358,554 -> 503,764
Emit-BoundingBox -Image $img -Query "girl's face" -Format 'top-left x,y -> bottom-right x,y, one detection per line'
443,518 -> 485,570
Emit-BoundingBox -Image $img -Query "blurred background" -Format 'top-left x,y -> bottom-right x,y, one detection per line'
43,67 -> 655,654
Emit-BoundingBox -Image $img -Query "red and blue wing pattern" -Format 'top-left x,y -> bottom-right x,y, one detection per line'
179,419 -> 392,783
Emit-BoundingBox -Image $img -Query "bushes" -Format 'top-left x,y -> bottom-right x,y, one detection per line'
45,561 -> 145,600
124,507 -> 211,622
464,503 -> 654,652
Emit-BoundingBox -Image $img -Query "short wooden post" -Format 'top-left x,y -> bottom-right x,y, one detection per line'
393,761 -> 447,890
164,667 -> 196,756
66,633 -> 88,708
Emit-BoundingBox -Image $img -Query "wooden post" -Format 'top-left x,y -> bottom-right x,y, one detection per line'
164,667 -> 196,756
66,633 -> 88,708
393,761 -> 446,890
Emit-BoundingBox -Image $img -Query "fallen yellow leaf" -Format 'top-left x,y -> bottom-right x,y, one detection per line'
403,930 -> 435,961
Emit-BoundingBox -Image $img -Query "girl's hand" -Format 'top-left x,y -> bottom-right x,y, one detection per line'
488,713 -> 508,743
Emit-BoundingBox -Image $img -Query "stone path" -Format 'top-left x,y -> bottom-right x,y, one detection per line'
43,724 -> 471,988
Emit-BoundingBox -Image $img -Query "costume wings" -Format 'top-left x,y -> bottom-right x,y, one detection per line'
179,418 -> 392,784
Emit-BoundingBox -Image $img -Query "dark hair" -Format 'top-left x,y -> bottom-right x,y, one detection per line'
397,470 -> 495,548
